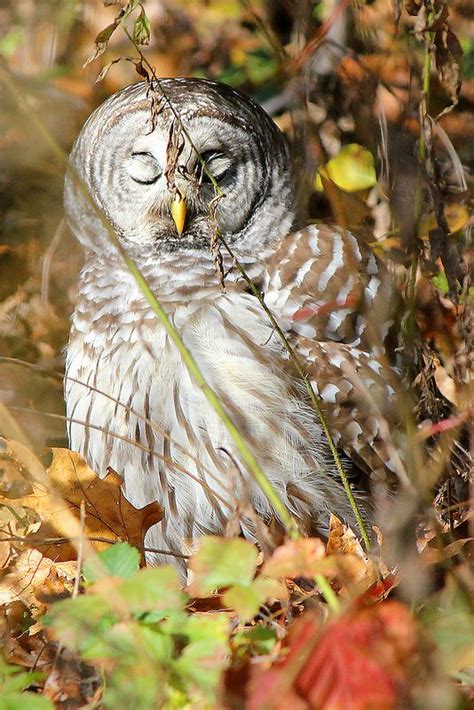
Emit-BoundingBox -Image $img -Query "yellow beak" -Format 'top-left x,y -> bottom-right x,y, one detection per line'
170,190 -> 187,236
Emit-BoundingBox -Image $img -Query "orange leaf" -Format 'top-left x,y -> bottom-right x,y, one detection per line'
262,538 -> 326,579
326,515 -> 379,594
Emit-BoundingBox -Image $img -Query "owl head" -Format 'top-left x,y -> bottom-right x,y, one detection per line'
65,78 -> 299,258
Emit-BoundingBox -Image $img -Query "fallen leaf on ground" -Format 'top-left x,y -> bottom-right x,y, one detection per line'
0,548 -> 76,613
0,442 -> 163,561
188,537 -> 259,596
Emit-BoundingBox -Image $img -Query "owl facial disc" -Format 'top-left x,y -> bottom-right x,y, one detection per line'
65,78 -> 299,257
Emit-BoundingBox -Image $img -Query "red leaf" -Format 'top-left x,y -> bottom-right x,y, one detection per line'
248,601 -> 422,710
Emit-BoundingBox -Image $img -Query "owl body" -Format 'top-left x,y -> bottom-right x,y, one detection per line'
66,245 -> 370,566
65,79 -> 396,567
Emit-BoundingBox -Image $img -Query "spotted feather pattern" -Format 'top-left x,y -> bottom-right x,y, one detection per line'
264,224 -> 400,478
264,224 -> 395,350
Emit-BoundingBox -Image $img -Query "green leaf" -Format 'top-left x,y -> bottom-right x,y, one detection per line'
431,271 -> 449,294
423,589 -> 474,674
120,0 -> 139,23
315,144 -> 377,193
0,28 -> 24,59
174,641 -> 226,695
133,6 -> 151,45
0,661 -> 51,708
83,621 -> 174,664
224,584 -> 261,621
139,608 -> 182,625
44,595 -> 115,651
429,608 -> 474,672
224,576 -> 286,622
172,616 -> 229,695
0,664 -> 44,693
0,694 -> 54,709
139,625 -> 175,664
233,626 -> 277,656
188,536 -> 258,595
83,542 -> 140,582
217,65 -> 246,87
247,49 -> 278,84
118,566 -> 185,614
1,674 -> 42,693
164,612 -> 229,645
102,662 -> 167,709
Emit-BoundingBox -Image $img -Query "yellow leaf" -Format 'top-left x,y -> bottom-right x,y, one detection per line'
369,236 -> 402,254
315,144 -> 377,193
419,203 -> 470,238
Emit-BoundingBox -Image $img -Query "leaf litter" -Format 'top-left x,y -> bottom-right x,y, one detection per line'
0,0 -> 472,706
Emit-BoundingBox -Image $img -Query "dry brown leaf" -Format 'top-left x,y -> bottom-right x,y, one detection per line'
1,438 -> 50,485
434,24 -> 463,107
0,548 -> 76,613
0,601 -> 55,671
421,537 -> 473,566
320,173 -> 373,237
0,540 -> 11,569
327,514 -> 365,555
42,656 -> 103,708
34,565 -> 75,604
0,592 -> 101,705
433,363 -> 459,405
0,442 -> 163,561
326,515 -> 379,593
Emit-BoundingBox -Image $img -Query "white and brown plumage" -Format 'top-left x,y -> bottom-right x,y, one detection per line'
64,79 -> 398,570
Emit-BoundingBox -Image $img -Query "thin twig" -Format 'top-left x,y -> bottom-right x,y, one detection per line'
0,534 -> 190,560
72,500 -> 85,597
41,219 -> 66,305
315,573 -> 340,613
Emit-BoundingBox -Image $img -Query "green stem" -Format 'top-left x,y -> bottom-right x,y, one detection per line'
219,236 -> 371,551
115,245 -> 300,539
419,24 -> 433,164
121,22 -> 370,550
315,574 -> 340,612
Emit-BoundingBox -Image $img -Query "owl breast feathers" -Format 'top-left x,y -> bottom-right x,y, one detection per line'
64,79 -> 399,571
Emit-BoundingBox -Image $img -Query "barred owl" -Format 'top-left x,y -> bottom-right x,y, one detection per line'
65,79 -> 397,571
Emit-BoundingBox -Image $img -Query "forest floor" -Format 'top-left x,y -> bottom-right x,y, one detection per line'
0,1 -> 472,708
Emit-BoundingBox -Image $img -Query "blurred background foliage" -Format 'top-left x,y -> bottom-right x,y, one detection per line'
1,0 -> 472,457
0,1 -> 472,706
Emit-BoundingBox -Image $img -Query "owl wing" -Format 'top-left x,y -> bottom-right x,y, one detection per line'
263,223 -> 401,480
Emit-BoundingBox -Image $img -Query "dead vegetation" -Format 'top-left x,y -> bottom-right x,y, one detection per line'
0,1 -> 472,707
